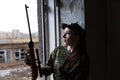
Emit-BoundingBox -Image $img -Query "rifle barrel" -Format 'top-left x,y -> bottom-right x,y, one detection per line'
25,4 -> 32,42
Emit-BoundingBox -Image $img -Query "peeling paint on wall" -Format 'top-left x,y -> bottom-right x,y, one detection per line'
60,0 -> 85,28
69,0 -> 80,13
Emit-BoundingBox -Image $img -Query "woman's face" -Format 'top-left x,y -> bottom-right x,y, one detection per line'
63,27 -> 79,46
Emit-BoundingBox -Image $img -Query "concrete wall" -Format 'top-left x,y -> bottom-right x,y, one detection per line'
85,0 -> 120,80
60,0 -> 85,27
85,0 -> 107,80
107,0 -> 120,80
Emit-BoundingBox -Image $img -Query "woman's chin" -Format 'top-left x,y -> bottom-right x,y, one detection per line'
64,43 -> 68,46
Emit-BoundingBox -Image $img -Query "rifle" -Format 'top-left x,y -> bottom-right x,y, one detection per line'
25,4 -> 42,80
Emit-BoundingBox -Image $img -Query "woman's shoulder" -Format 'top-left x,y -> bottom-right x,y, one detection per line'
54,46 -> 67,51
51,46 -> 68,55
50,46 -> 67,59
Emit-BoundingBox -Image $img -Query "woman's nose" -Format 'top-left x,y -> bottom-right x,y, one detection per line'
63,34 -> 66,38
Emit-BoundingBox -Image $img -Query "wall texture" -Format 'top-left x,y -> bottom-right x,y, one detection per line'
60,0 -> 85,28
107,0 -> 120,80
85,0 -> 120,80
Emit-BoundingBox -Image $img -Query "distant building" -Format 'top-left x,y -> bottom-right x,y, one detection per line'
0,38 -> 38,63
12,29 -> 20,39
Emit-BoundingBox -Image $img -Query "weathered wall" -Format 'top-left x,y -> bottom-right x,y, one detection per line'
107,0 -> 120,80
60,0 -> 85,28
85,0 -> 120,80
85,0 -> 107,80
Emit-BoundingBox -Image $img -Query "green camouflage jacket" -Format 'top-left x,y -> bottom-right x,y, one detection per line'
42,46 -> 89,80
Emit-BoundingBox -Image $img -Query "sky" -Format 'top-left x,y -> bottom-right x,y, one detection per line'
0,0 -> 38,33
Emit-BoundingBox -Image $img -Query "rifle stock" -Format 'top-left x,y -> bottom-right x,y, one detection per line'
28,41 -> 38,80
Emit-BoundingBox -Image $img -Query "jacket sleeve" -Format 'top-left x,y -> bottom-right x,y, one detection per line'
41,48 -> 57,76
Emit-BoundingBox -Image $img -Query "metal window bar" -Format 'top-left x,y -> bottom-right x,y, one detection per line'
57,0 -> 61,47
54,0 -> 57,47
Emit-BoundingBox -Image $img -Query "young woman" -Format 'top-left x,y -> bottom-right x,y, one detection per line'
41,23 -> 90,80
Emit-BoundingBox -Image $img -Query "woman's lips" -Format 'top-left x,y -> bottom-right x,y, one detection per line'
63,39 -> 66,42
